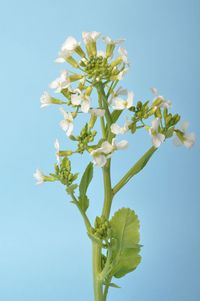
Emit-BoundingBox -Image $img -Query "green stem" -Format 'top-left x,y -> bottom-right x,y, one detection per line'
103,276 -> 112,301
101,159 -> 113,220
113,146 -> 157,195
92,242 -> 104,301
70,193 -> 92,233
96,83 -> 113,127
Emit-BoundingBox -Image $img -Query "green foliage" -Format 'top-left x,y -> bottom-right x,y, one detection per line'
78,162 -> 93,212
110,208 -> 141,278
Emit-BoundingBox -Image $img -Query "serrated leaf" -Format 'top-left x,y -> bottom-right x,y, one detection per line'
110,208 -> 141,278
79,162 -> 93,197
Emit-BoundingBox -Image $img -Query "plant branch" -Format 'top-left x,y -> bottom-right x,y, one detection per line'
113,146 -> 157,195
70,193 -> 92,233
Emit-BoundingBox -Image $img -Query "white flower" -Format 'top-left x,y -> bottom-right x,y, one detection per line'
97,50 -> 106,58
55,36 -> 80,63
49,70 -> 70,93
151,87 -> 172,109
59,107 -> 74,136
54,139 -> 60,164
118,47 -> 128,64
40,92 -> 54,108
173,121 -> 196,148
90,149 -> 107,167
111,118 -> 131,135
82,31 -> 101,44
33,169 -> 45,185
111,138 -> 129,150
102,36 -> 125,45
90,138 -> 128,167
62,36 -> 80,51
89,108 -> 105,117
149,118 -> 165,148
71,89 -> 90,113
112,91 -> 134,110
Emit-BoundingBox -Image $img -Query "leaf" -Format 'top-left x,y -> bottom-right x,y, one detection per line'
108,283 -> 121,289
79,194 -> 89,212
79,162 -> 93,197
110,208 -> 141,278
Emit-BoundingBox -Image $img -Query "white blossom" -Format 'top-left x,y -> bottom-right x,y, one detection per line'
89,108 -> 105,117
151,87 -> 172,109
118,47 -> 128,64
61,36 -> 80,51
54,139 -> 60,164
90,149 -> 107,167
40,92 -> 54,108
149,118 -> 165,148
82,31 -> 101,44
59,107 -> 74,136
55,36 -> 80,63
112,91 -> 134,110
97,50 -> 106,58
102,36 -> 124,45
90,138 -> 128,167
71,89 -> 90,113
49,70 -> 70,93
173,121 -> 196,148
111,118 -> 131,135
33,169 -> 45,185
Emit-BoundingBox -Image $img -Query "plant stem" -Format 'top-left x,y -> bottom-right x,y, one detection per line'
113,146 -> 157,195
92,242 -> 104,301
101,159 -> 113,219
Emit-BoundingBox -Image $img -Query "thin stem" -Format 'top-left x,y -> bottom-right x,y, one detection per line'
96,83 -> 113,127
103,276 -> 112,301
113,146 -> 157,195
70,193 -> 92,233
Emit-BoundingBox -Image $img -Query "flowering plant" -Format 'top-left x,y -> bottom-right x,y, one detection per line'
34,31 -> 195,301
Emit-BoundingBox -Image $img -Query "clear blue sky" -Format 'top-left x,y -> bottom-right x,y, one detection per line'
0,0 -> 199,300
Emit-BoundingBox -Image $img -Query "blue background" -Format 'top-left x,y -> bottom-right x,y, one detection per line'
0,0 -> 199,300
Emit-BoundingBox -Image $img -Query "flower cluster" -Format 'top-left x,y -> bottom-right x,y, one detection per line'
35,31 -> 196,185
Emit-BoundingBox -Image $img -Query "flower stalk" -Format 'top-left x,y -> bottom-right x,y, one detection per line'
34,31 -> 195,301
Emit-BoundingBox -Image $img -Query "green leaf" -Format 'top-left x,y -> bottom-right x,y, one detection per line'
108,283 -> 121,289
79,162 -> 93,197
79,194 -> 89,212
110,208 -> 141,278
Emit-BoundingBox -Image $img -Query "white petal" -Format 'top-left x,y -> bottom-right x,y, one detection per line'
54,139 -> 60,152
89,108 -> 105,117
100,141 -> 113,154
115,140 -> 129,150
92,154 -> 107,167
66,122 -> 74,136
151,87 -> 159,96
111,123 -> 123,135
33,169 -> 44,185
183,132 -> 196,148
112,98 -> 126,110
151,118 -> 160,131
180,121 -> 189,132
71,94 -> 81,106
62,36 -> 79,51
81,98 -> 90,113
126,91 -> 134,108
152,133 -> 165,148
